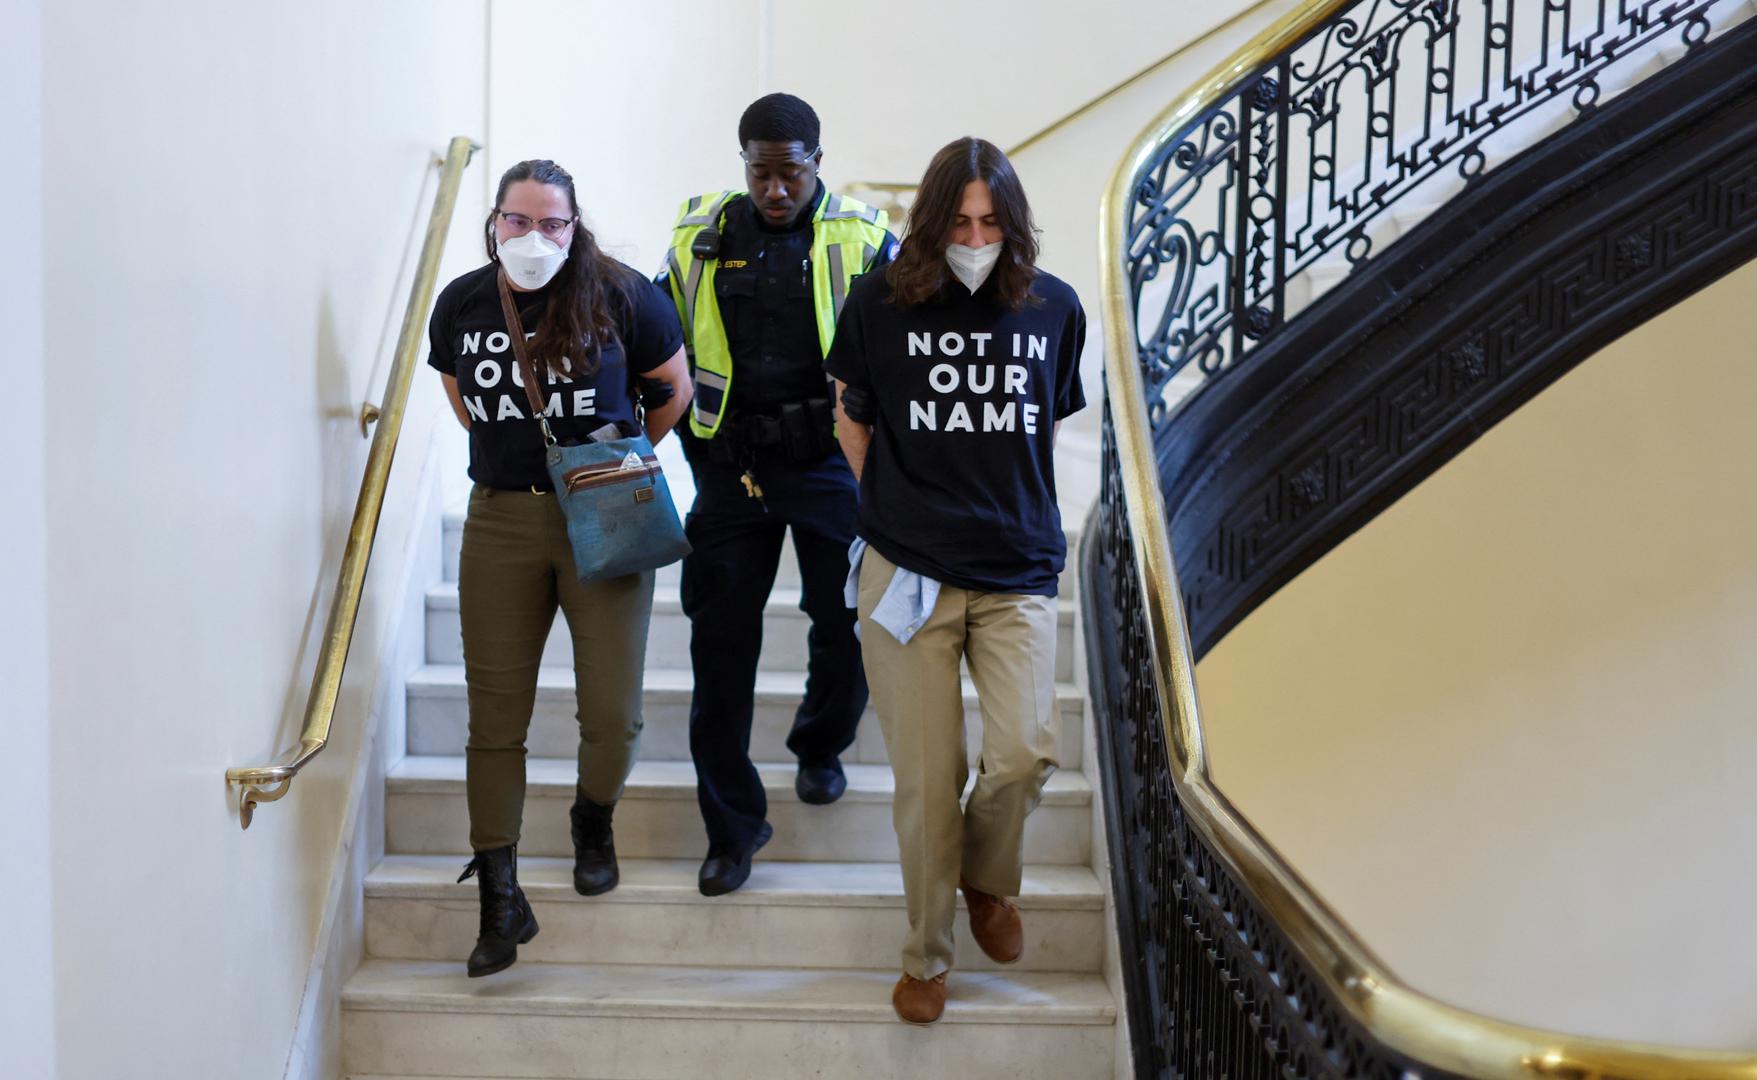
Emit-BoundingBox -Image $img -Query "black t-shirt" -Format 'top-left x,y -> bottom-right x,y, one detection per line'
825,269 -> 1087,595
427,261 -> 683,490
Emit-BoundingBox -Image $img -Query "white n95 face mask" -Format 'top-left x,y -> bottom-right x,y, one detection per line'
945,240 -> 1003,294
499,230 -> 569,289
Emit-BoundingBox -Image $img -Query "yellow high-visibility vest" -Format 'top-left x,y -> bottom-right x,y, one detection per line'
665,189 -> 889,438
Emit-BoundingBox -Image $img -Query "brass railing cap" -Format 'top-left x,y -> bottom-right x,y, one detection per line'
225,135 -> 477,830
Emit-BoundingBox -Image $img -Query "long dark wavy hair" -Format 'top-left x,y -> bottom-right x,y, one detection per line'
887,137 -> 1040,311
485,159 -> 635,378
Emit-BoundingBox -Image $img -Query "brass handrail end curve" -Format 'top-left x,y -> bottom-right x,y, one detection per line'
233,777 -> 292,831
359,402 -> 382,438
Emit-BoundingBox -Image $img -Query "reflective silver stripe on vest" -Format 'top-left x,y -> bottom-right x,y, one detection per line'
821,197 -> 880,224
862,243 -> 875,270
827,242 -> 849,319
693,367 -> 729,425
677,193 -> 736,336
681,251 -> 706,342
667,250 -> 689,345
680,191 -> 733,228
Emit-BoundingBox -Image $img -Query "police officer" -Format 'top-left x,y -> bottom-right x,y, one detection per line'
660,93 -> 897,896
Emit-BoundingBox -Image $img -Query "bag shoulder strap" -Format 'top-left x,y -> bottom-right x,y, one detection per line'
496,270 -> 558,446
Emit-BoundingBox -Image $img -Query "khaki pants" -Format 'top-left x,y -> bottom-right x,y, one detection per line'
459,484 -> 654,852
857,548 -> 1060,979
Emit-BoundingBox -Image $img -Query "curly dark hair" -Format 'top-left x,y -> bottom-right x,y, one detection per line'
886,137 -> 1040,312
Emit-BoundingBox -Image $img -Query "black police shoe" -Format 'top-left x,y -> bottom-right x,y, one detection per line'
569,796 -> 619,896
457,845 -> 538,978
698,821 -> 774,897
795,756 -> 847,805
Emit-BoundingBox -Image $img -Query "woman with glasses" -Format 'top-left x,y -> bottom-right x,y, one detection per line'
426,159 -> 692,978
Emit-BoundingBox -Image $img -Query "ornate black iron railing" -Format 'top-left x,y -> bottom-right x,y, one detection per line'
1129,0 -> 1747,424
1086,0 -> 1757,1077
1087,403 -> 1467,1080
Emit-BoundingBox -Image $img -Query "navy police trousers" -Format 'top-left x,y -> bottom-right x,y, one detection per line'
680,443 -> 868,851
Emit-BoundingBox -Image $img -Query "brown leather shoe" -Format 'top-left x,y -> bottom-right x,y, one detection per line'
960,879 -> 1023,964
892,972 -> 948,1025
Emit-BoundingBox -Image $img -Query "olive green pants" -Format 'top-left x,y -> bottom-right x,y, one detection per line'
857,548 -> 1060,980
459,484 -> 654,852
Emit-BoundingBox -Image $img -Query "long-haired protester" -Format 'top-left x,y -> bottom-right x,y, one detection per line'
426,159 -> 693,978
826,137 -> 1086,1025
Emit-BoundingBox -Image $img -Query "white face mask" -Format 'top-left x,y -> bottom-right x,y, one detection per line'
499,229 -> 569,289
945,240 -> 1003,294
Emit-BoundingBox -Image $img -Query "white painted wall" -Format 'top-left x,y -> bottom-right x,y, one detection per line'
0,0 -> 56,1076
487,0 -> 1298,477
35,2 -> 487,1076
1195,258 -> 1757,1050
5,3 -> 1314,1073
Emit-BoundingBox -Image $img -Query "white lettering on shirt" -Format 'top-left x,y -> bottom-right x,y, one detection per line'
574,389 -> 597,416
462,332 -> 482,355
542,393 -> 563,418
475,359 -> 501,389
487,331 -> 510,353
901,336 -> 1048,436
463,396 -> 489,423
496,397 -> 524,420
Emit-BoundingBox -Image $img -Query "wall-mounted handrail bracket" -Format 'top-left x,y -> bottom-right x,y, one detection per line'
226,134 -> 478,831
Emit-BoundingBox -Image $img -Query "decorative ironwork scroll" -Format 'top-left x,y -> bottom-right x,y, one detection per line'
1088,3 -> 1757,1076
1087,403 -> 1470,1079
1128,0 -> 1748,424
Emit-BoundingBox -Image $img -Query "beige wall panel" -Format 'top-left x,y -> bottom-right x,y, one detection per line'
39,2 -> 488,1076
1196,258 -> 1757,1049
1,0 -> 54,1074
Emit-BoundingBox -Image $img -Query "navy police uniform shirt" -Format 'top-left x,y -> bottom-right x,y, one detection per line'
427,261 -> 684,490
660,181 -> 898,419
825,269 -> 1087,595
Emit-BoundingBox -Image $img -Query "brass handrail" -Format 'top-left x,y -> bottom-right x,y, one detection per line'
227,135 -> 478,830
844,0 -> 1283,198
1099,4 -> 1757,1077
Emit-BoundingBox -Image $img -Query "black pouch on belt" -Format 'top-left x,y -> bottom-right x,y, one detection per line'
781,399 -> 839,461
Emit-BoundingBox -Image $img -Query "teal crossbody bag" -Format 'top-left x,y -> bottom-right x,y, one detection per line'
498,272 -> 691,582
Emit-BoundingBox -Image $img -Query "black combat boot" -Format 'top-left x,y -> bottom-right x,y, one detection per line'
569,796 -> 620,896
457,845 -> 538,978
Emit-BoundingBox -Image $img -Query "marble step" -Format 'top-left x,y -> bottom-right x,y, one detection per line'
403,664 -> 1088,769
385,757 -> 1093,865
364,856 -> 1105,973
424,580 -> 1080,682
342,959 -> 1115,1080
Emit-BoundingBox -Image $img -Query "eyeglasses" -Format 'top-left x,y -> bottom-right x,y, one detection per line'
497,212 -> 576,238
741,146 -> 822,178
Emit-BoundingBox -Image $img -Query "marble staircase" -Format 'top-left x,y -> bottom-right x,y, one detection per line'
340,483 -> 1115,1079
